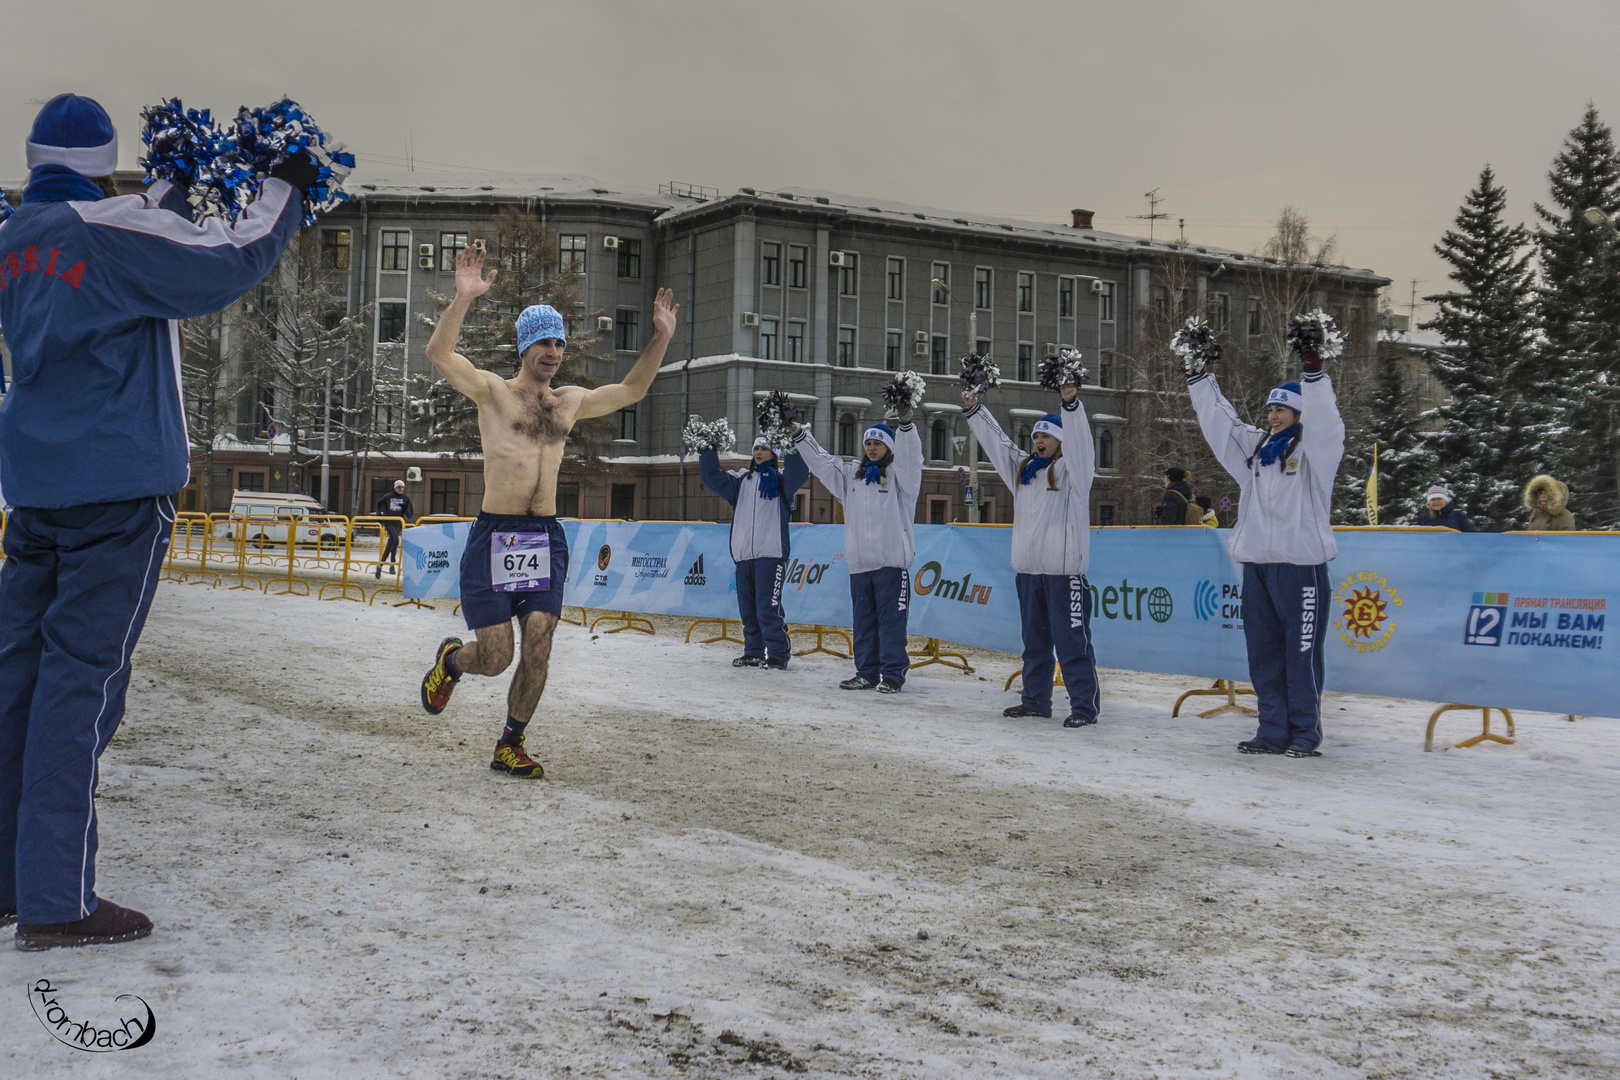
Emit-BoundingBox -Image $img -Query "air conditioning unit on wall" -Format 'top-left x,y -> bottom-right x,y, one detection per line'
913,341 -> 929,356
828,251 -> 848,268
417,256 -> 434,269
418,244 -> 433,257
741,312 -> 760,327
597,316 -> 614,333
1090,279 -> 1106,294
914,330 -> 928,343
603,236 -> 620,250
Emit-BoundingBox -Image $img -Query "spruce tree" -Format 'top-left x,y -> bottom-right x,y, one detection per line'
1534,104 -> 1620,527
1423,164 -> 1541,529
1335,338 -> 1435,525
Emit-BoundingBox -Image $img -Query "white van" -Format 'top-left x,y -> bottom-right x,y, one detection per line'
214,491 -> 349,547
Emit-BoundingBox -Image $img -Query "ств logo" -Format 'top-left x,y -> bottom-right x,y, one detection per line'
596,545 -> 612,571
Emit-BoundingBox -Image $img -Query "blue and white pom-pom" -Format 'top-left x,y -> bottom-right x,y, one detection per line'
880,370 -> 927,415
1170,317 -> 1223,375
1286,309 -> 1345,360
1038,347 -> 1088,390
756,391 -> 803,454
138,99 -> 241,218
681,415 -> 737,455
957,353 -> 1001,400
230,99 -> 355,224
0,189 -> 14,225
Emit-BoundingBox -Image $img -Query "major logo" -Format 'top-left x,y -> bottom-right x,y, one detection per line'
1333,570 -> 1403,653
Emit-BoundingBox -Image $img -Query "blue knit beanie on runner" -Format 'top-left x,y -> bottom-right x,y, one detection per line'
27,94 -> 118,175
515,304 -> 567,355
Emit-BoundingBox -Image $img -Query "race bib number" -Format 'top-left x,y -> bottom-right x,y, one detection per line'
491,531 -> 551,593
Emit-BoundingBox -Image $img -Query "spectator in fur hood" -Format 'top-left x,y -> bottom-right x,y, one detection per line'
1524,475 -> 1576,531
1417,485 -> 1476,532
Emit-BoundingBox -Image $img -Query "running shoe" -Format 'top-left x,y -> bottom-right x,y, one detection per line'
1062,712 -> 1097,728
839,676 -> 875,690
491,738 -> 544,779
1284,744 -> 1323,758
1003,704 -> 1051,718
876,679 -> 902,694
420,636 -> 463,715
732,655 -> 764,667
763,657 -> 788,670
1238,739 -> 1283,754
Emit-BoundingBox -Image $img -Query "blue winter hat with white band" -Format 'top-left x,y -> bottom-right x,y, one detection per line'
1032,413 -> 1063,441
1266,381 -> 1303,414
863,422 -> 896,452
26,94 -> 118,175
515,304 -> 567,355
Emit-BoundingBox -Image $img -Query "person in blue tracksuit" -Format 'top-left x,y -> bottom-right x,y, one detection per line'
0,95 -> 313,949
966,384 -> 1101,728
1186,354 -> 1345,758
793,411 -> 923,692
698,436 -> 809,669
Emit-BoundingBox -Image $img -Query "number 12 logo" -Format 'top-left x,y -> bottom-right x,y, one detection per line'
1464,603 -> 1505,647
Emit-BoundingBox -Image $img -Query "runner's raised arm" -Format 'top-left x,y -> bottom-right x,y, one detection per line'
425,246 -> 502,402
574,288 -> 679,419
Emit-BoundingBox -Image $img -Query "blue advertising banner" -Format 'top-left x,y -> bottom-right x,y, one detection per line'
403,521 -> 1617,717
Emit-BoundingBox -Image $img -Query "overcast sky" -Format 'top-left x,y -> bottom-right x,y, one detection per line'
6,0 -> 1619,325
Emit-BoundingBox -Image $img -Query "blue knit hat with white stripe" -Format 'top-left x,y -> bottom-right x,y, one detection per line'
1266,381 -> 1303,414
863,422 -> 896,451
515,304 -> 567,355
27,94 -> 118,176
1032,413 -> 1063,441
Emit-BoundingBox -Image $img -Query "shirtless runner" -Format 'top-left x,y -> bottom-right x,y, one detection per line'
419,246 -> 677,778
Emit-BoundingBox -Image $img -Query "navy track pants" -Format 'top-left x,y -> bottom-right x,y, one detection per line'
735,557 -> 790,663
1015,573 -> 1100,718
0,496 -> 173,924
1241,561 -> 1330,752
850,567 -> 910,685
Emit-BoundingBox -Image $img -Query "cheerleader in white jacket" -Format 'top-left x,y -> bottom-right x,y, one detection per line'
793,413 -> 923,692
964,384 -> 1101,727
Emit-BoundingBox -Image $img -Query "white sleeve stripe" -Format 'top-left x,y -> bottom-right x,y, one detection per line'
69,178 -> 296,250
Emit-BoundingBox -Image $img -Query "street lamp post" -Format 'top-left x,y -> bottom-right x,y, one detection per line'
931,277 -> 981,523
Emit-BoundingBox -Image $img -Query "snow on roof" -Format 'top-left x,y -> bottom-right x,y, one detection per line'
1381,329 -> 1451,349
343,170 -> 683,212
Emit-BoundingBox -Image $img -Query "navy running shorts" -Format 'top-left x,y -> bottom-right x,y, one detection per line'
459,512 -> 570,630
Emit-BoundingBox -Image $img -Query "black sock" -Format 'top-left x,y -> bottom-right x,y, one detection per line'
499,716 -> 527,747
445,647 -> 462,679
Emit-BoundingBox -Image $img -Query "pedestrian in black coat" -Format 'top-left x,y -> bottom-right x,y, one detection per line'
1418,484 -> 1476,532
1154,468 -> 1197,525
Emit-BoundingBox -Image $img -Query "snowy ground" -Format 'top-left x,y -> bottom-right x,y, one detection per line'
2,584 -> 1617,1079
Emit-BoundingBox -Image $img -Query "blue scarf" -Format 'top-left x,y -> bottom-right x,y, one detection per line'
859,460 -> 886,485
1018,454 -> 1054,485
23,164 -> 106,205
755,460 -> 781,499
1256,423 -> 1301,469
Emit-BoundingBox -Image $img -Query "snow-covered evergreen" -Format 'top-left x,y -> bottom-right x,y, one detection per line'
1534,105 -> 1620,528
1423,164 -> 1544,529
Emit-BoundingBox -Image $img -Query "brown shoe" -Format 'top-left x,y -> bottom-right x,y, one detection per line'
15,898 -> 153,951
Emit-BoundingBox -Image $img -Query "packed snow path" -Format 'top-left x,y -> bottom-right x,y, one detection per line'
2,584 -> 1616,1078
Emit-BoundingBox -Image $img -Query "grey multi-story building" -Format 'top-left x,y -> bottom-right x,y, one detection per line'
109,170 -> 1387,523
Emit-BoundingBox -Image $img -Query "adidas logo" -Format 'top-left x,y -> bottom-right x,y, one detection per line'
684,554 -> 706,586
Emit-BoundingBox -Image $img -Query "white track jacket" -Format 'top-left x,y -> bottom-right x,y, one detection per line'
1189,370 -> 1345,566
966,398 -> 1094,576
793,422 -> 922,574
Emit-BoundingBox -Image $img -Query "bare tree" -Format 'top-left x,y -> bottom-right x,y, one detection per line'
179,311 -> 250,511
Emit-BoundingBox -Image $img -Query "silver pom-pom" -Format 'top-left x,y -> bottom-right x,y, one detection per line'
957,354 -> 1001,400
1170,317 -> 1223,376
1286,309 -> 1345,360
756,391 -> 802,455
681,414 -> 737,455
880,370 -> 927,414
1038,348 -> 1088,390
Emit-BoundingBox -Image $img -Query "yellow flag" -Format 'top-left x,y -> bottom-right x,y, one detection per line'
1365,442 -> 1379,525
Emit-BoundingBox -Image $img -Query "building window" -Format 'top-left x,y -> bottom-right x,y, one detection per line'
1017,342 -> 1033,382
837,326 -> 857,367
887,257 -> 904,300
788,245 -> 808,289
928,495 -> 950,524
930,421 -> 950,462
1098,430 -> 1115,470
616,309 -> 640,352
1097,503 -> 1116,527
839,253 -> 859,296
610,483 -> 636,519
1017,424 -> 1032,452
838,414 -> 856,457
237,470 -> 266,492
931,335 -> 948,375
438,232 -> 468,272
619,407 -> 637,441
761,241 -> 781,287
760,318 -> 779,361
429,478 -> 461,516
1017,272 -> 1034,313
617,239 -> 641,279
377,301 -> 408,343
975,337 -> 991,358
1098,350 -> 1114,388
1097,281 -> 1116,322
931,263 -> 950,304
559,234 -> 587,273
557,482 -> 580,518
321,229 -> 351,270
974,267 -> 992,309
1153,286 -> 1171,320
787,320 -> 805,363
1214,292 -> 1230,333
1247,297 -> 1262,336
885,331 -> 902,371
1419,373 -> 1431,392
1059,276 -> 1074,318
379,230 -> 410,272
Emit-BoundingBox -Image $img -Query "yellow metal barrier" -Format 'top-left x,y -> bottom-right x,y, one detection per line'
560,606 -> 587,626
1173,680 -> 1258,718
1426,704 -> 1516,751
1004,664 -> 1064,692
591,610 -> 655,634
789,624 -> 851,658
910,636 -> 973,673
686,617 -> 744,645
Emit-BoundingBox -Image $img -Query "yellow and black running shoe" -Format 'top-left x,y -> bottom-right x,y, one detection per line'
420,636 -> 463,715
491,738 -> 544,779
